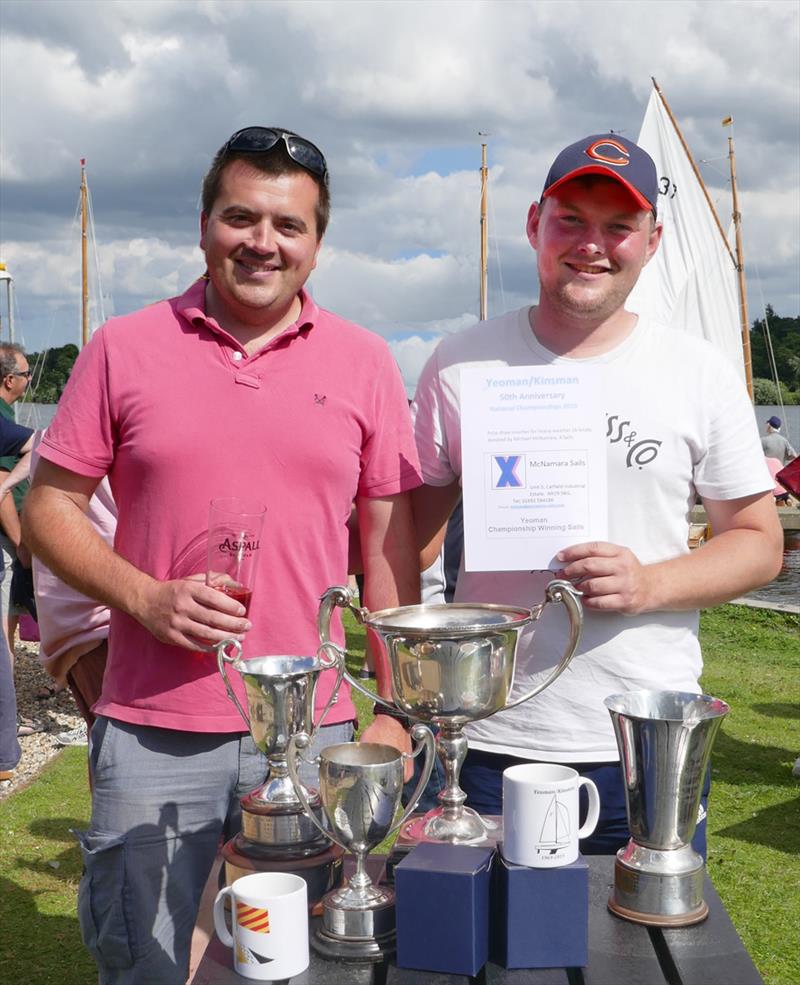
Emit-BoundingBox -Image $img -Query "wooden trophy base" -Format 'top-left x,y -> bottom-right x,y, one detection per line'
222,836 -> 345,912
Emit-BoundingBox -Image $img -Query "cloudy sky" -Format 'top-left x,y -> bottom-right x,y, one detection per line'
1,0 -> 798,391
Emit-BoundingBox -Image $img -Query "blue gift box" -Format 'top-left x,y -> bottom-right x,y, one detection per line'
491,852 -> 588,969
395,843 -> 494,976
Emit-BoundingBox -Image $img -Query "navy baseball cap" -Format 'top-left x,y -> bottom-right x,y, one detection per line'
767,416 -> 782,428
541,133 -> 659,215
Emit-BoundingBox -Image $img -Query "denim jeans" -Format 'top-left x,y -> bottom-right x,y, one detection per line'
0,562 -> 20,772
77,716 -> 352,985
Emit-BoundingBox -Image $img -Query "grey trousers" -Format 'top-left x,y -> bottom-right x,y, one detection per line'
76,716 -> 353,985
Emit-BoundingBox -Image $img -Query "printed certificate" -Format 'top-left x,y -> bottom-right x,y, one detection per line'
460,365 -> 608,571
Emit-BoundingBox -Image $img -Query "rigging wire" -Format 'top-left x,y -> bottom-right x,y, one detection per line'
85,178 -> 107,328
5,276 -> 48,410
7,167 -> 106,417
70,193 -> 83,344
749,249 -> 787,428
24,186 -> 83,406
718,130 -> 786,432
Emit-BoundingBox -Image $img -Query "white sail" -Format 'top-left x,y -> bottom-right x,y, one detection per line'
627,89 -> 745,380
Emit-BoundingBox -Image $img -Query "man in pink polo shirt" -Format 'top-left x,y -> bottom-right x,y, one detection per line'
24,127 -> 421,984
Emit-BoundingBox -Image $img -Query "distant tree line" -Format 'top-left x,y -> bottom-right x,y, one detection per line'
21,307 -> 800,406
26,343 -> 80,403
750,307 -> 800,405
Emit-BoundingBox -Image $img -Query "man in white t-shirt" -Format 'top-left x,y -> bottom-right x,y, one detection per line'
403,134 -> 783,855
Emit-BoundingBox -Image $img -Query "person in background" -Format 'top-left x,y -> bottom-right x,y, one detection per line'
764,457 -> 792,507
0,414 -> 34,782
29,432 -> 115,750
760,416 -> 796,466
406,133 -> 783,856
23,126 -> 420,984
0,342 -> 33,663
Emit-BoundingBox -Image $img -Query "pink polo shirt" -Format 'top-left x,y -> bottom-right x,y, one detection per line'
40,280 -> 421,731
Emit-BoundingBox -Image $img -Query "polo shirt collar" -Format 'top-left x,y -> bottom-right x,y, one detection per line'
176,278 -> 318,347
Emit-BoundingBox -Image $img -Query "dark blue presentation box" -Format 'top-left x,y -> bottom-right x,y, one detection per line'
395,843 -> 494,976
491,852 -> 589,969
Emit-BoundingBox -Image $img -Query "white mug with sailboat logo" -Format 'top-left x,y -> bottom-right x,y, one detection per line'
502,763 -> 600,868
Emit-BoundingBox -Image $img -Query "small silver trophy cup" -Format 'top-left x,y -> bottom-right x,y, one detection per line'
318,581 -> 583,844
216,641 -> 346,903
605,689 -> 730,926
287,726 -> 436,961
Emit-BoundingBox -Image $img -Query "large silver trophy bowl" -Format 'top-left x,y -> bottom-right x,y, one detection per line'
287,726 -> 435,961
318,581 -> 583,844
605,689 -> 730,926
217,641 -> 344,856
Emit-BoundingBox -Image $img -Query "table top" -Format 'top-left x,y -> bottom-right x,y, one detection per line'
192,854 -> 763,985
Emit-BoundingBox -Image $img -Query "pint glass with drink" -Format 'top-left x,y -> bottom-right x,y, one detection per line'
206,497 -> 266,617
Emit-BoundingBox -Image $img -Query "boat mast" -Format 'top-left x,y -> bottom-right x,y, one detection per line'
724,121 -> 753,398
650,79 -> 753,399
0,262 -> 14,342
80,158 -> 89,348
479,138 -> 488,321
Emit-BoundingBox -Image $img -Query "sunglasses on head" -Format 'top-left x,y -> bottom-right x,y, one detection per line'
223,127 -> 328,185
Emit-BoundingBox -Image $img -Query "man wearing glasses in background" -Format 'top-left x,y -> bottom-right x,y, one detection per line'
0,343 -> 34,665
24,128 -> 421,984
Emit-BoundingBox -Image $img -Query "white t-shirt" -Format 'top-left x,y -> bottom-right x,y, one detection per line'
412,308 -> 772,762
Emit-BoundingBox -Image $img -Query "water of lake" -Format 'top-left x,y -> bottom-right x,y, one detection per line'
744,533 -> 800,608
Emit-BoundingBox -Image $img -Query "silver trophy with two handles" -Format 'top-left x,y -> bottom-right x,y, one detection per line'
215,640 -> 347,907
287,724 -> 436,960
317,580 -> 583,844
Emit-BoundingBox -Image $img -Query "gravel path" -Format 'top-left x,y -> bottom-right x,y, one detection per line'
1,641 -> 84,800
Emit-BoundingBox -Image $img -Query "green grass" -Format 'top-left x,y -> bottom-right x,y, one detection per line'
0,606 -> 797,983
700,606 -> 800,985
343,614 -> 376,732
0,747 -> 94,985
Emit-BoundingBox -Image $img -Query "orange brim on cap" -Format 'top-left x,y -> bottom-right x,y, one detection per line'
543,165 -> 654,212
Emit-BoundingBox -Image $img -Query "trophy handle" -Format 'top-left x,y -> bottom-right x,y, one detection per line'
309,643 -> 346,739
386,723 -> 436,837
317,586 -> 397,711
502,579 -> 584,710
216,639 -> 251,730
318,584 -> 363,638
286,732 -> 347,853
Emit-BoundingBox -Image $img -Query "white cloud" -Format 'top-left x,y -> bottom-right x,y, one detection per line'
388,335 -> 442,396
0,0 -> 796,384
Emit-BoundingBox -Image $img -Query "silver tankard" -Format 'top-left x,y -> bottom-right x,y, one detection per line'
605,689 -> 730,926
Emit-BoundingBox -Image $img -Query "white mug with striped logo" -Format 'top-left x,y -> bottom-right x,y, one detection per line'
213,871 -> 309,980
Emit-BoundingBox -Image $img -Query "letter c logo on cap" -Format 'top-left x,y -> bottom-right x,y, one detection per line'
586,139 -> 630,167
